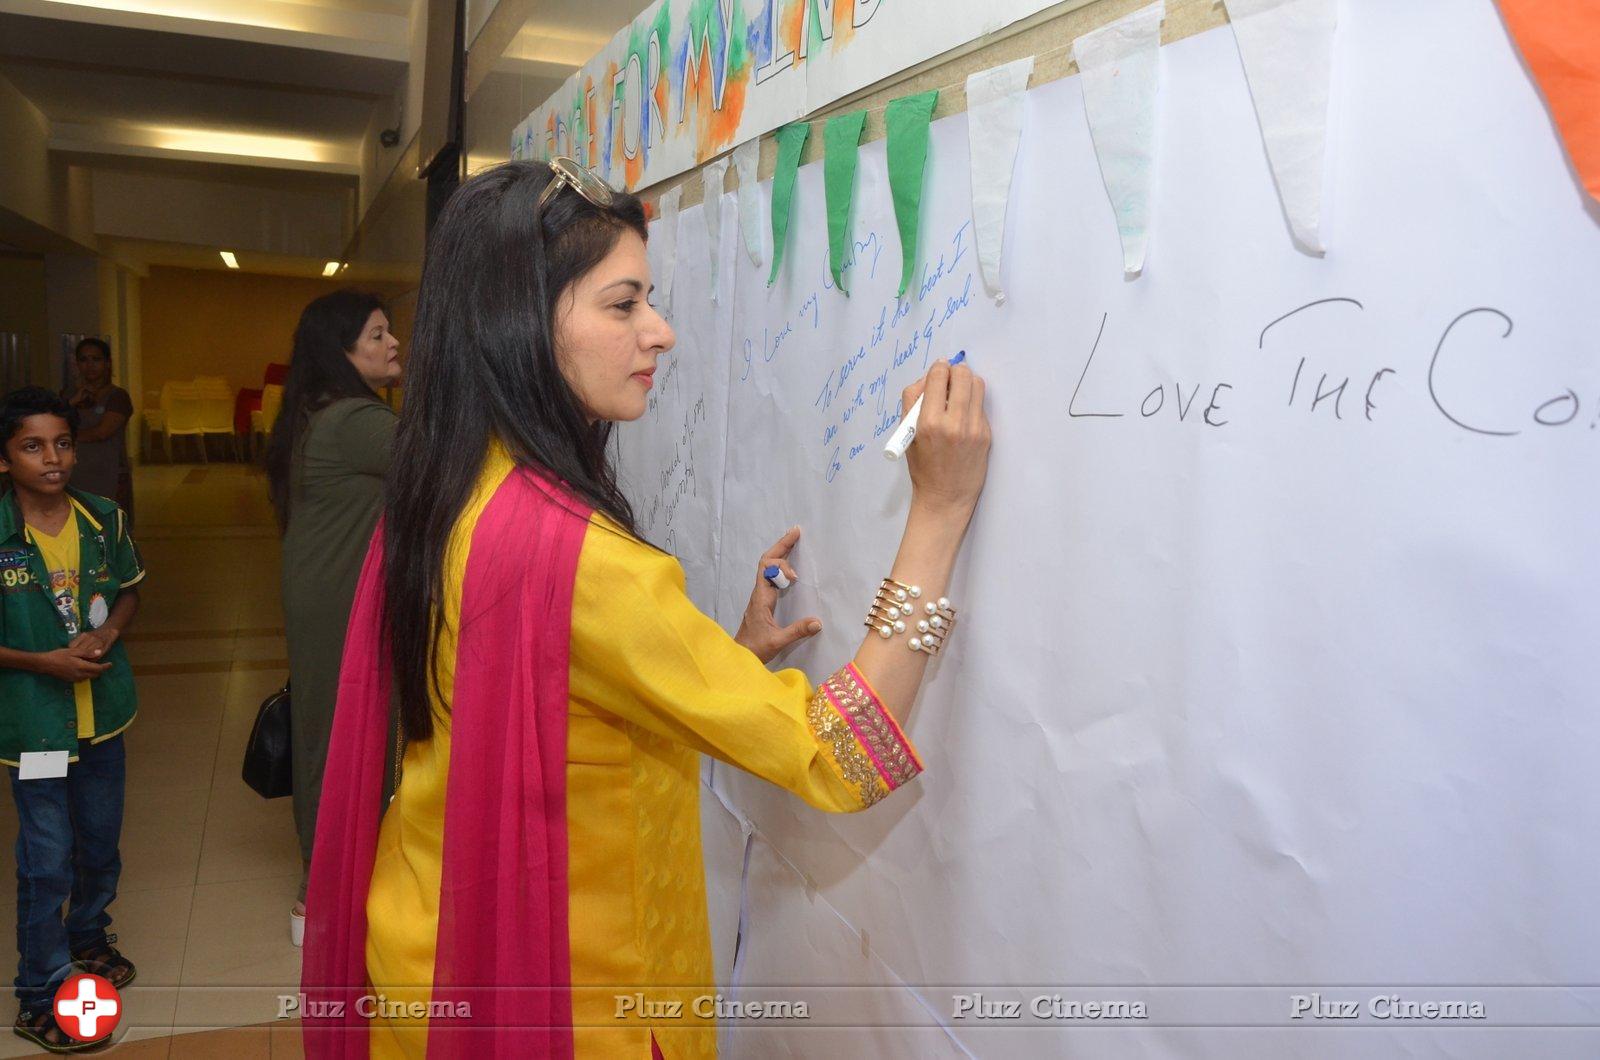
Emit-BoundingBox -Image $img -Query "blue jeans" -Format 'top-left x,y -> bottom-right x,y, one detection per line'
7,735 -> 125,1008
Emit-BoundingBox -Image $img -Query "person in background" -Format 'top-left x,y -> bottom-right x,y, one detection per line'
62,339 -> 134,526
0,386 -> 145,1053
265,291 -> 400,948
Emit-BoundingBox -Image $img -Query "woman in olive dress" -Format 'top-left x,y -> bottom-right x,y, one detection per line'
265,290 -> 401,946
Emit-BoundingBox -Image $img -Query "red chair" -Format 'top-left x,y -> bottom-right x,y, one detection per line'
243,364 -> 289,461
235,388 -> 263,459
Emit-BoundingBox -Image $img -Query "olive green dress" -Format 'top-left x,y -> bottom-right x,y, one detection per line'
281,397 -> 397,900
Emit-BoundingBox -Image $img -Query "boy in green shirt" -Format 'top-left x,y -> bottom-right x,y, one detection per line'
0,387 -> 145,1052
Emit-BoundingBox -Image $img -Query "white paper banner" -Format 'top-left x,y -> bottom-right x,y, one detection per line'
734,138 -> 765,268
1224,0 -> 1339,254
652,185 -> 683,318
964,55 -> 1034,304
1074,1 -> 1165,276
618,3 -> 1600,1052
623,191 -> 732,592
702,155 -> 731,305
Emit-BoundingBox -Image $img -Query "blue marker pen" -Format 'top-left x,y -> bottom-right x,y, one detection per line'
763,565 -> 792,590
883,350 -> 967,461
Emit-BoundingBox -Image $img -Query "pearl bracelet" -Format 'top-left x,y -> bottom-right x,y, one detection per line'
864,578 -> 958,655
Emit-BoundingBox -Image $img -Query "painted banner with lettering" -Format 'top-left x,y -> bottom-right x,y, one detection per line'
509,0 -> 1058,190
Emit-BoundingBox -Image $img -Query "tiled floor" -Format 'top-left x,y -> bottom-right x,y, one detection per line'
0,464 -> 308,1056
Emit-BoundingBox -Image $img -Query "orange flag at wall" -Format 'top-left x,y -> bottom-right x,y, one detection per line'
1497,0 -> 1600,201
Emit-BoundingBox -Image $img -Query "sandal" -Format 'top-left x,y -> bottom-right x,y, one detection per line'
69,934 -> 136,990
13,1006 -> 106,1053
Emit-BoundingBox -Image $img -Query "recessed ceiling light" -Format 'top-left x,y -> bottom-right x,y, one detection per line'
220,251 -> 239,269
39,1 -> 319,37
322,261 -> 340,277
152,126 -> 330,165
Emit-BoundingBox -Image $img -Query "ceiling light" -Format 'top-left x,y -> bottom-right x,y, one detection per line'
322,261 -> 340,277
150,127 -> 332,165
44,0 -> 292,33
220,251 -> 239,269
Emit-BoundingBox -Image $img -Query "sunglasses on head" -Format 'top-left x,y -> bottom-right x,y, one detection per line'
537,157 -> 616,214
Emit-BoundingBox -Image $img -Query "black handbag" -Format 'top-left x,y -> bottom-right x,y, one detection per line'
243,682 -> 293,799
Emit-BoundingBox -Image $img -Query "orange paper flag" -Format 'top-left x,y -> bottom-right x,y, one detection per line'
1497,0 -> 1600,201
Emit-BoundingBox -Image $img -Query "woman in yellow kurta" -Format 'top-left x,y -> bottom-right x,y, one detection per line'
301,159 -> 991,1059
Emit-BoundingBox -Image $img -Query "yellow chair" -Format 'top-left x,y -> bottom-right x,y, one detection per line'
160,382 -> 206,462
142,390 -> 166,462
162,379 -> 239,462
192,379 -> 238,460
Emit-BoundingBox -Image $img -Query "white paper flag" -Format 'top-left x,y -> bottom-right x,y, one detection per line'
1223,0 -> 1338,254
653,185 -> 683,318
733,138 -> 764,268
1074,1 -> 1164,276
702,155 -> 731,305
965,55 -> 1034,303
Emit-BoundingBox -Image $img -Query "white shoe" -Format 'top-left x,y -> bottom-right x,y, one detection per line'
290,908 -> 305,947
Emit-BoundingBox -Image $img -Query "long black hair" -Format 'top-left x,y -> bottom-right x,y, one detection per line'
265,289 -> 389,527
386,159 -> 648,743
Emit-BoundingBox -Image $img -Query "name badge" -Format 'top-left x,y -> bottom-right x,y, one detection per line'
88,593 -> 109,629
18,751 -> 68,780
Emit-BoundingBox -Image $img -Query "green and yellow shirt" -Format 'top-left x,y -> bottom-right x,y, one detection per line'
0,488 -> 145,764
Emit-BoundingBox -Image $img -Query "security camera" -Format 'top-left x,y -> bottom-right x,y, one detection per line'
379,128 -> 400,148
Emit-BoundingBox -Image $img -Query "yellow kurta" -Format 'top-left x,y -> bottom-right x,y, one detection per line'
364,446 -> 922,1058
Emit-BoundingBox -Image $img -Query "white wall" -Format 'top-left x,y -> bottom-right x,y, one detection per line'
0,72 -> 53,232
91,169 -> 353,259
402,0 -> 429,147
465,0 -> 501,50
44,253 -> 103,389
359,74 -> 409,216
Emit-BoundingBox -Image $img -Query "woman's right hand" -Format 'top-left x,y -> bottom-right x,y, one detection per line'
900,359 -> 991,515
848,361 -> 991,729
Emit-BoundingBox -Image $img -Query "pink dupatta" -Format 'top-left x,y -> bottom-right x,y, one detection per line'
301,468 -> 592,1058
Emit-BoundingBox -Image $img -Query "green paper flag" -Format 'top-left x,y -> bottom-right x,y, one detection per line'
767,122 -> 811,287
885,90 -> 939,298
823,110 -> 868,295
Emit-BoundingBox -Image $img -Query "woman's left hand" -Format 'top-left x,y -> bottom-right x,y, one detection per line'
734,526 -> 822,665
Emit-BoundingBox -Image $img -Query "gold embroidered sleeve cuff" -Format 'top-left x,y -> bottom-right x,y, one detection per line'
806,663 -> 924,807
